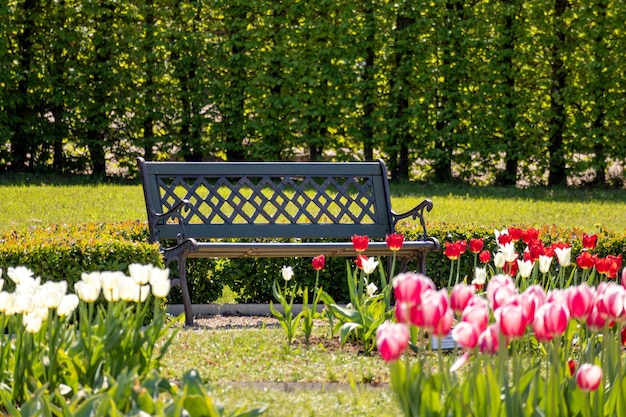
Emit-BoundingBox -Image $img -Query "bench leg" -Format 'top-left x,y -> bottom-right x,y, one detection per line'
176,254 -> 194,326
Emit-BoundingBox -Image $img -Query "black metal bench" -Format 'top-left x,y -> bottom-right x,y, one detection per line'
137,157 -> 440,325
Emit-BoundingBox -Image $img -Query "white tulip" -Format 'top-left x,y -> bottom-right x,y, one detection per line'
517,259 -> 534,278
281,266 -> 294,282
151,277 -> 171,299
7,266 -> 34,284
0,291 -> 15,314
539,255 -> 553,274
75,281 -> 101,303
129,263 -> 151,285
23,312 -> 43,333
119,276 -> 140,302
57,294 -> 79,317
366,282 -> 378,297
361,257 -> 379,275
555,247 -> 572,267
494,252 -> 506,269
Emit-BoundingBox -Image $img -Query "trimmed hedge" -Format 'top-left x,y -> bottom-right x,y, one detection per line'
2,221 -> 624,305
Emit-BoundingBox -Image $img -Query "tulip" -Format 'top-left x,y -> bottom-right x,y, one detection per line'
567,284 -> 594,320
520,228 -> 539,244
576,363 -> 602,393
129,263 -> 152,285
500,242 -> 518,263
508,227 -> 522,242
450,283 -> 475,314
597,283 -> 624,320
443,241 -> 463,260
478,323 -> 500,355
452,321 -> 480,349
582,233 -> 598,250
554,246 -> 572,267
586,305 -> 606,331
75,281 -> 101,303
479,250 -> 491,263
392,272 -> 435,305
311,255 -> 325,271
461,298 -> 490,333
57,293 -> 79,317
622,267 -> 626,289
495,229 -> 513,246
352,235 -> 369,252
376,321 -> 409,362
366,282 -> 378,297
576,252 -> 598,269
543,302 -> 570,337
361,256 -> 379,275
517,259 -> 534,278
281,266 -> 294,282
472,267 -> 487,291
497,302 -> 527,340
539,255 -> 553,274
386,233 -> 404,251
469,238 -> 484,254
419,289 -> 450,333
0,291 -> 15,315
494,252 -> 506,269
7,266 -> 34,285
151,276 -> 171,298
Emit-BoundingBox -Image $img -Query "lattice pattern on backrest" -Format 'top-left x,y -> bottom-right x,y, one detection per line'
156,173 -> 380,227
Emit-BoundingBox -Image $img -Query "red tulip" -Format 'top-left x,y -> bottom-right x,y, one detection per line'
576,363 -> 602,393
444,241 -> 464,260
376,321 -> 409,362
508,227 -> 523,242
432,309 -> 454,337
532,304 -> 553,343
498,233 -> 513,246
582,233 -> 598,250
385,232 -> 404,251
351,235 -> 369,252
354,254 -> 368,269
520,228 -> 539,244
568,360 -> 578,376
452,321 -> 480,349
311,254 -> 325,271
576,251 -> 597,270
479,250 -> 491,263
597,283 -> 624,320
469,238 -> 484,254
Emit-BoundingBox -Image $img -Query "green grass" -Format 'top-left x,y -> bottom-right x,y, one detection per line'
2,182 -> 626,234
161,326 -> 405,416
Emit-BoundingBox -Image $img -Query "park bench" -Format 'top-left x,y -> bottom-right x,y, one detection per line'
137,157 -> 440,325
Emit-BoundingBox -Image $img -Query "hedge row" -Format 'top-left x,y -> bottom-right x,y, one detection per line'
1,221 -> 624,305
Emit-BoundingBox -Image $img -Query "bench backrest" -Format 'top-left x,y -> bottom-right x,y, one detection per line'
137,157 -> 397,242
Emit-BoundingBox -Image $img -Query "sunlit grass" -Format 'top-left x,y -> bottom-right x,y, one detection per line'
2,182 -> 625,234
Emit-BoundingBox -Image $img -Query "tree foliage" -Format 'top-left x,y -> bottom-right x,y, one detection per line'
1,0 -> 625,185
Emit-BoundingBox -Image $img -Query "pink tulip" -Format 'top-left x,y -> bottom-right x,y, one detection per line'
376,321 -> 409,362
478,323 -> 500,355
597,283 -> 625,320
450,283 -> 475,315
432,309 -> 454,337
532,305 -> 553,343
461,298 -> 490,333
419,289 -> 450,333
452,321 -> 480,349
497,302 -> 527,340
567,284 -> 595,320
486,274 -> 516,308
392,272 -> 435,306
586,305 -> 607,331
544,302 -> 570,336
576,363 -> 602,393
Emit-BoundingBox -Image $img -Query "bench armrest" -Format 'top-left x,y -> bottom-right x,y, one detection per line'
391,199 -> 434,240
147,199 -> 192,245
